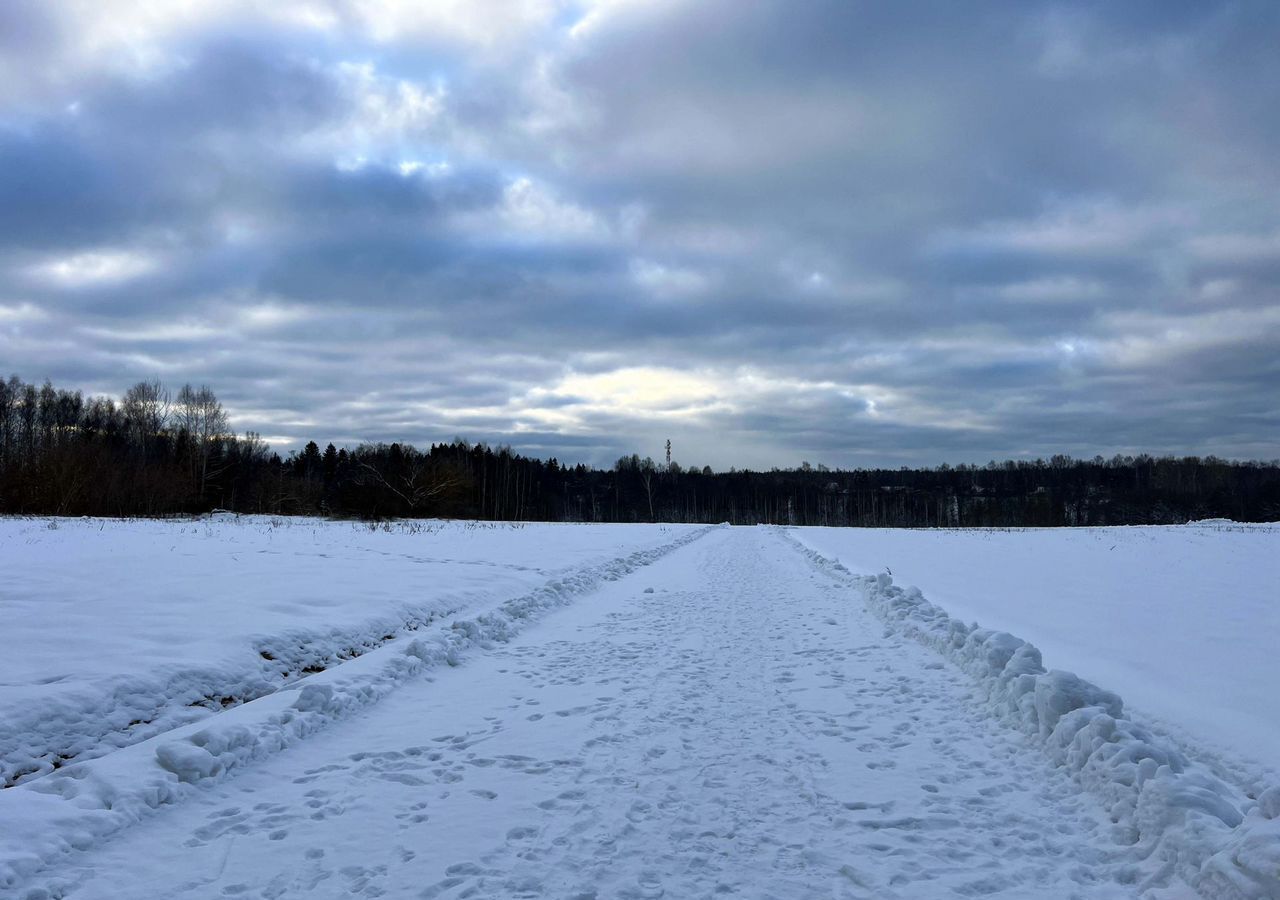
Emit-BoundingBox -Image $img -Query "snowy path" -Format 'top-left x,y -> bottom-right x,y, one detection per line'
32,528 -> 1158,899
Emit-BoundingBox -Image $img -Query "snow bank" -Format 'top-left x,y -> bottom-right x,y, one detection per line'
782,531 -> 1280,900
0,524 -> 716,891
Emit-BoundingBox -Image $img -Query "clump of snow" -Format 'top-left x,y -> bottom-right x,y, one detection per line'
154,734 -> 228,784
783,530 -> 1280,899
1198,818 -> 1280,900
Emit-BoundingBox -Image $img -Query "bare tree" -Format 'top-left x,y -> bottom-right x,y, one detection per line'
176,384 -> 230,499
0,377 -> 13,472
240,430 -> 269,463
122,379 -> 170,452
354,454 -> 465,513
639,456 -> 656,520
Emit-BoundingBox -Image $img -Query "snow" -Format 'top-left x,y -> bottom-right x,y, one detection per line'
788,523 -> 1280,789
0,516 -> 704,789
787,525 -> 1280,898
0,518 -> 714,892
1,518 -> 1277,898
8,526 -> 1169,899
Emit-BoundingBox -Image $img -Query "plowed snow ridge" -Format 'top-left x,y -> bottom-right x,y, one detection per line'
1,603 -> 463,789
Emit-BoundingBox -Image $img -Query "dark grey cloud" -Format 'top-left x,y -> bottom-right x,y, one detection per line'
1,0 -> 1278,468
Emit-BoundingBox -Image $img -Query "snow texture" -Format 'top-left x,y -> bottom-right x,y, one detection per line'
0,519 -> 715,891
4,519 -> 1277,898
788,522 -> 1280,789
10,526 -> 1177,899
0,517 -> 701,789
783,528 -> 1280,899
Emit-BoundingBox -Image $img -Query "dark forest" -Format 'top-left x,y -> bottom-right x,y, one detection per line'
2,375 -> 1277,525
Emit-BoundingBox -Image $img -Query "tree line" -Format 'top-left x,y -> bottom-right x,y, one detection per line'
1,374 -> 1277,525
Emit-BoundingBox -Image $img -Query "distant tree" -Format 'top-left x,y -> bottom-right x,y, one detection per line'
350,443 -> 468,516
122,379 -> 170,453
298,440 -> 322,481
322,443 -> 338,482
639,456 -> 657,520
0,377 -> 14,473
176,384 -> 230,503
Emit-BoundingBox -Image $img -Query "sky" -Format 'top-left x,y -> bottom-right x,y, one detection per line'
1,0 -> 1278,470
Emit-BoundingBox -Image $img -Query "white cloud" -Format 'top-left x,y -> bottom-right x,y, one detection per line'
567,0 -> 689,42
0,302 -> 47,323
338,0 -> 561,48
396,159 -> 450,178
26,250 -> 156,288
320,61 -> 446,158
233,303 -> 312,331
80,321 -> 220,342
540,366 -> 726,420
511,364 -> 995,438
457,177 -> 611,243
1087,306 -> 1280,369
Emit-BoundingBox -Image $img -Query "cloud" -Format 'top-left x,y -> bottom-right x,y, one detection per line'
628,259 -> 714,298
1187,231 -> 1280,266
0,1 -> 1277,467
24,249 -> 158,288
481,177 -> 612,243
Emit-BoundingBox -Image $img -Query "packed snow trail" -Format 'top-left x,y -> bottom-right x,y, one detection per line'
29,528 -> 1165,899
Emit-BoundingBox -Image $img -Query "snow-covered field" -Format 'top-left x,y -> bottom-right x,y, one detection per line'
2,517 -> 1277,898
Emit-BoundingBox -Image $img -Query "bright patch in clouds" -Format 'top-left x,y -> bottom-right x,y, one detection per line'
28,251 -> 156,287
344,0 -> 561,47
0,302 -> 48,323
486,177 -> 610,242
542,366 -> 726,418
